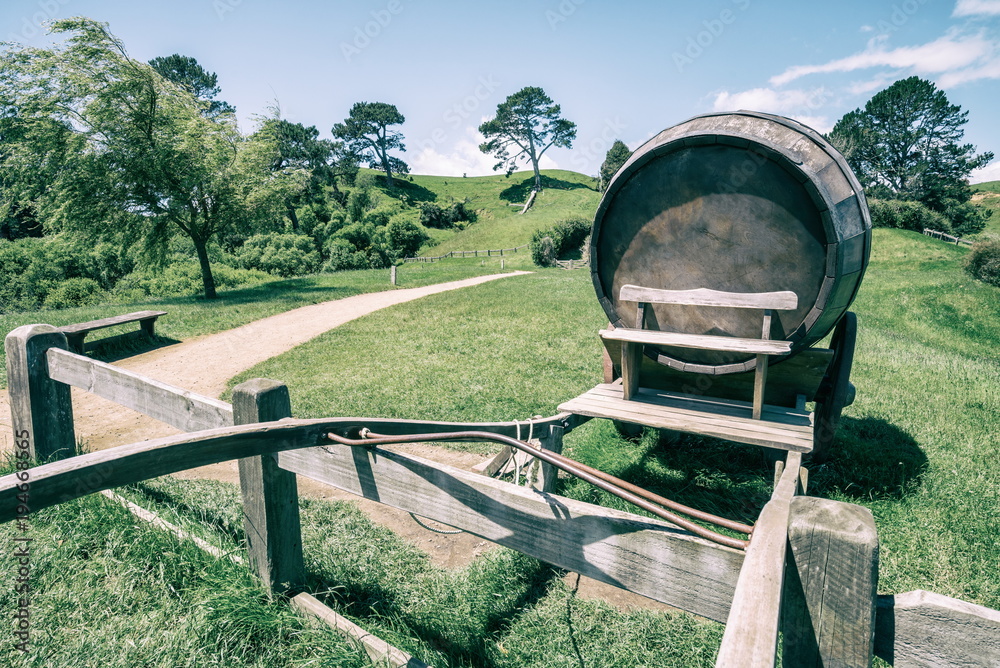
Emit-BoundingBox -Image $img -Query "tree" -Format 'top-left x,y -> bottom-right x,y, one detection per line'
829,76 -> 993,235
148,54 -> 235,117
479,86 -> 577,192
258,118 -> 358,230
332,102 -> 407,189
0,18 -> 296,299
599,140 -> 632,192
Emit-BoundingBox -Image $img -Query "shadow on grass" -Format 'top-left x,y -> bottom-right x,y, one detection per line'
89,334 -> 181,364
126,481 -> 245,542
807,416 -> 927,501
390,179 -> 439,203
309,553 -> 562,667
499,175 -> 590,203
154,278 -> 366,308
587,415 -> 927,527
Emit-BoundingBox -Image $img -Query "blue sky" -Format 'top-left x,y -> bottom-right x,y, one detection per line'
3,0 -> 1000,181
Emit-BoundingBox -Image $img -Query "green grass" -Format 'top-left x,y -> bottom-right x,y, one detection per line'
6,167 -> 1000,664
379,169 -> 600,263
972,179 -> 1000,237
0,479 -> 371,667
0,260 -> 512,389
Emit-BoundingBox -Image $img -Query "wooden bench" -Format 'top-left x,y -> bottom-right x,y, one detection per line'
560,285 -> 834,454
59,310 -> 167,354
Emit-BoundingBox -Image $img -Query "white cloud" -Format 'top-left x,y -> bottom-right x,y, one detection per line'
410,127 -> 559,177
769,30 -> 995,86
711,87 -> 832,131
937,55 -> 1000,86
953,0 -> 1000,16
971,159 -> 1000,183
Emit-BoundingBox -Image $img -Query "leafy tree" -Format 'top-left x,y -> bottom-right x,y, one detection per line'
332,102 -> 407,189
479,86 -> 577,192
829,76 -> 993,235
258,118 -> 358,230
0,18 -> 297,299
599,139 -> 632,192
149,53 -> 235,117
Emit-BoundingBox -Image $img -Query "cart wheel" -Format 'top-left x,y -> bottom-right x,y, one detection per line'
811,312 -> 856,463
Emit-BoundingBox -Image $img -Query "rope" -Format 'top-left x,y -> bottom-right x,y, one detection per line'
408,512 -> 464,535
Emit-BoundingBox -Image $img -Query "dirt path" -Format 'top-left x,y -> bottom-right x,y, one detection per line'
0,270 -> 670,611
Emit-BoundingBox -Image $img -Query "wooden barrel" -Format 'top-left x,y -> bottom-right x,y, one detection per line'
591,111 -> 871,375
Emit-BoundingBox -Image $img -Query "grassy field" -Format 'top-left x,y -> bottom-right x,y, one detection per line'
0,260 -> 511,389
972,179 -> 1000,237
3,169 -> 999,665
383,169 -> 601,260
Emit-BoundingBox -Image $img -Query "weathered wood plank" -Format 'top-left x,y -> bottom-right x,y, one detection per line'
58,310 -> 167,334
5,325 -> 76,461
619,285 -> 798,310
291,593 -> 430,668
558,384 -> 813,451
715,452 -> 802,667
601,337 -> 833,405
234,379 -> 304,593
46,347 -> 233,432
277,444 -> 744,623
874,590 -> 1000,667
0,416 -> 580,524
601,328 -> 794,355
621,341 -> 643,400
782,496 -> 878,667
535,423 -> 564,493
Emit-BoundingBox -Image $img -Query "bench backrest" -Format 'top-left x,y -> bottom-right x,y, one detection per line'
619,285 -> 798,311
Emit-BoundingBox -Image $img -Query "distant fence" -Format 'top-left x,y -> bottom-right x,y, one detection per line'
924,228 -> 974,246
403,244 -> 529,263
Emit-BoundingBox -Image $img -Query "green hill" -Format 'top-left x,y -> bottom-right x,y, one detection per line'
373,169 -> 602,257
972,179 -> 1000,237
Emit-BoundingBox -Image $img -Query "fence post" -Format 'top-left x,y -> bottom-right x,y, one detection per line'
5,324 -> 76,461
534,424 -> 564,493
390,265 -> 397,285
781,496 -> 878,667
234,378 -> 304,593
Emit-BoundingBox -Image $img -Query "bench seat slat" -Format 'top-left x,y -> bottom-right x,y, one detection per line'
600,328 -> 793,356
558,384 -> 814,452
619,285 -> 798,310
59,310 -> 167,335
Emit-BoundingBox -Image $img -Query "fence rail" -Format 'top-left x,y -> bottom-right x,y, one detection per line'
4,322 -> 1000,667
403,244 -> 529,263
924,228 -> 974,246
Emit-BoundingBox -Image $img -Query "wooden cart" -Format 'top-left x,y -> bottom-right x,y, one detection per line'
560,111 -> 869,461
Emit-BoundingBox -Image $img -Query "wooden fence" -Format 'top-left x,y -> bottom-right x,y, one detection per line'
403,244 -> 528,263
923,228 -> 975,246
4,322 -> 1000,667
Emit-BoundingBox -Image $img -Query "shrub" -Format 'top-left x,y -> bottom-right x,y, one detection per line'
43,277 -> 104,309
418,200 -> 475,229
112,262 -> 271,300
964,240 -> 1000,287
529,217 -> 591,267
323,239 -> 370,272
868,198 -> 951,233
532,236 -> 557,267
236,233 -> 321,277
378,219 -> 428,261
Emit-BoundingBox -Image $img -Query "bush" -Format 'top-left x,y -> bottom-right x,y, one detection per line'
0,237 -> 133,313
236,233 -> 321,277
869,198 -> 952,233
532,236 -> 557,267
378,219 -> 428,261
529,217 -> 591,267
964,240 -> 1000,287
322,239 -> 371,272
418,200 -> 475,229
43,277 -> 104,309
112,262 -> 271,300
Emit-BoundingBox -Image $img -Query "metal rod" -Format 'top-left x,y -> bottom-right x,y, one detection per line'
325,428 -> 749,550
